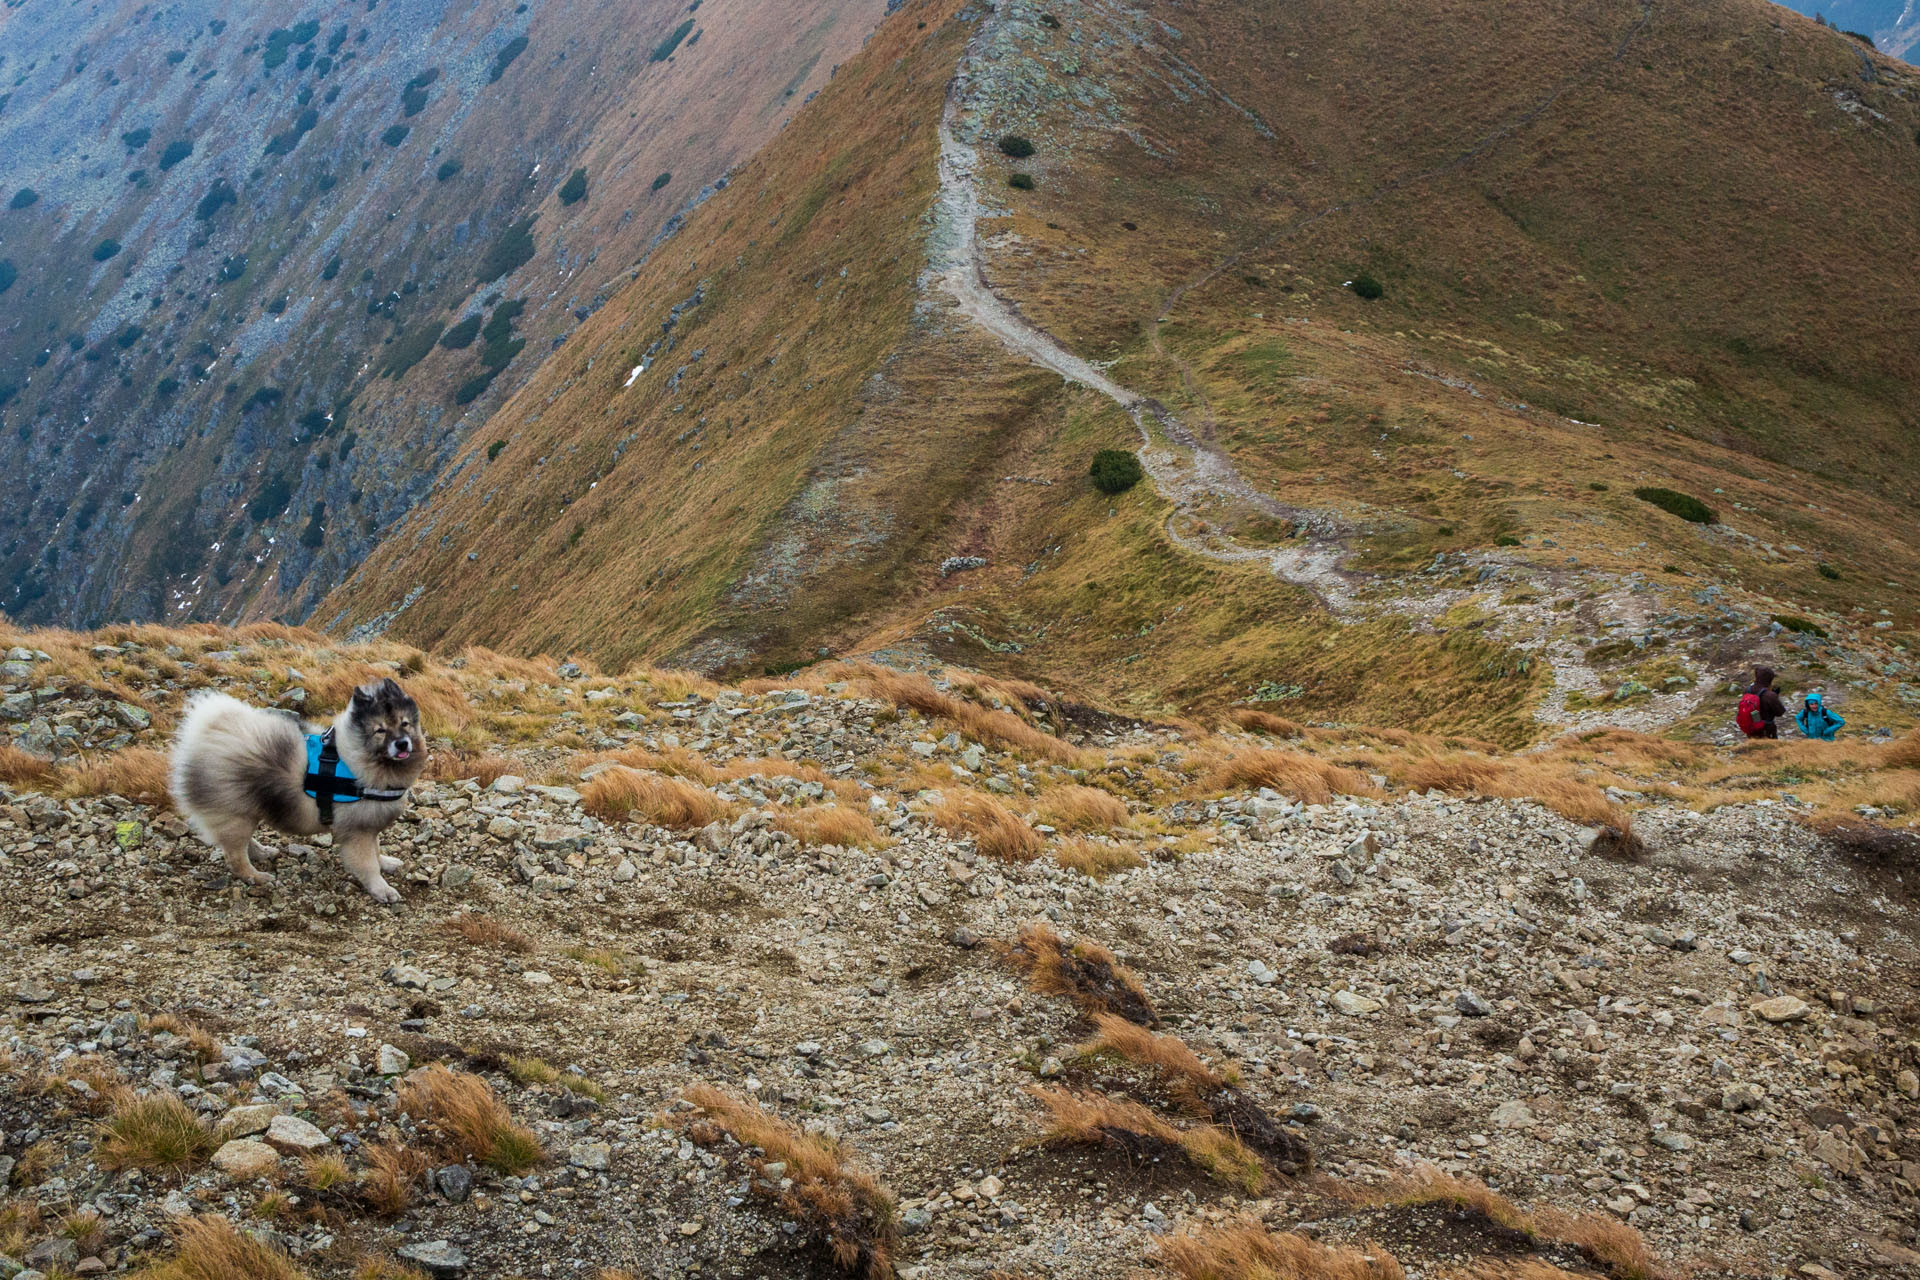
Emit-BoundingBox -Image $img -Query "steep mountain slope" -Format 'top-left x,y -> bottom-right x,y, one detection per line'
1779,0 -> 1920,60
326,0 -> 1920,743
0,0 -> 892,627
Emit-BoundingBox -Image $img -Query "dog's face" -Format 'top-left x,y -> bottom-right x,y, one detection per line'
349,677 -> 423,764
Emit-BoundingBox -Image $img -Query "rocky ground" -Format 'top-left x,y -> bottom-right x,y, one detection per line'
2,636 -> 1919,1279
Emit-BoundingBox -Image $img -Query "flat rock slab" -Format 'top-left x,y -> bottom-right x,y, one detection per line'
1751,995 -> 1811,1023
397,1240 -> 469,1276
264,1114 -> 330,1154
212,1138 -> 282,1179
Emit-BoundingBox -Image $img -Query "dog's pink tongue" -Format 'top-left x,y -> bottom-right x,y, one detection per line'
392,748 -> 411,760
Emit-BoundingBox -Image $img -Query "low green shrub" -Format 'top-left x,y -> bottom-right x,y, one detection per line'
1008,172 -> 1035,190
1090,448 -> 1144,495
437,159 -> 463,181
652,171 -> 672,191
1817,562 -> 1841,581
999,134 -> 1036,158
441,315 -> 483,349
558,167 -> 588,205
92,238 -> 122,261
159,138 -> 193,170
490,35 -> 529,82
382,124 -> 410,147
476,217 -> 537,283
8,188 -> 37,209
1350,273 -> 1384,299
1773,614 -> 1828,637
1632,486 -> 1715,525
651,19 -> 695,61
486,439 -> 508,461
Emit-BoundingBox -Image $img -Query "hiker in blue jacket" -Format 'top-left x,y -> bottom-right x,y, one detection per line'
1795,690 -> 1844,741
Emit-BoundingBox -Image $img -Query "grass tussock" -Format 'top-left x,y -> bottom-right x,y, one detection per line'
1001,922 -> 1159,1027
98,1092 -> 217,1176
505,1055 -> 607,1101
857,666 -> 1084,764
396,1065 -> 544,1174
1362,1166 -> 1668,1280
0,742 -> 56,786
1028,1086 -> 1267,1194
147,1012 -> 223,1063
1036,784 -> 1130,832
426,749 -> 518,785
930,791 -> 1042,861
1053,835 -> 1145,878
1158,1216 -> 1404,1280
776,804 -> 891,849
1079,1013 -> 1312,1173
580,765 -> 731,828
361,1141 -> 429,1216
59,747 -> 173,804
1229,709 -> 1305,738
440,913 -> 536,954
671,1085 -> 897,1278
1207,748 -> 1378,805
354,1261 -> 432,1280
139,1213 -> 311,1280
302,1150 -> 353,1192
1396,756 -> 1629,830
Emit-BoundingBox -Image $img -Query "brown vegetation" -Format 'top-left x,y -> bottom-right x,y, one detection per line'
1158,1216 -> 1404,1280
396,1065 -> 543,1174
857,667 -> 1083,764
1206,748 -> 1378,805
97,1092 -> 216,1177
930,791 -> 1042,861
137,1214 -> 311,1280
440,913 -> 536,954
776,804 -> 890,849
671,1085 -> 897,1278
1053,835 -> 1145,878
0,742 -> 56,786
1229,709 -> 1305,738
1001,922 -> 1159,1026
580,765 -> 731,828
1035,784 -> 1130,832
1028,1086 -> 1266,1194
361,1141 -> 429,1216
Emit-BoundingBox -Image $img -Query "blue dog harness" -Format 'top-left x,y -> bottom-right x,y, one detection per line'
303,728 -> 408,825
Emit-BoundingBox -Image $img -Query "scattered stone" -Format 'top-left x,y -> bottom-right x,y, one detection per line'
263,1114 -> 330,1154
396,1240 -> 469,1277
1751,995 -> 1811,1023
1331,991 -> 1381,1015
212,1138 -> 282,1179
1454,989 -> 1494,1017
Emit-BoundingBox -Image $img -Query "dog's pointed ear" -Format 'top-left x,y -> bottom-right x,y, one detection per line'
380,676 -> 406,698
351,683 -> 378,710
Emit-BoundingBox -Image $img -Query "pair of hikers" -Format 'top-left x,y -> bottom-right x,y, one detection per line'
1737,666 -> 1843,740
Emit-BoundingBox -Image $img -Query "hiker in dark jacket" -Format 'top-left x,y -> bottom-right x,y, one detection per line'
1743,666 -> 1786,739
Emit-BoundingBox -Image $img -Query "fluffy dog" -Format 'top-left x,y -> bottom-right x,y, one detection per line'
170,678 -> 427,902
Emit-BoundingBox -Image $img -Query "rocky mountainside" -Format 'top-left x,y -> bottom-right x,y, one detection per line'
0,0 -> 892,628
2,624 -> 1919,1278
308,0 -> 1920,739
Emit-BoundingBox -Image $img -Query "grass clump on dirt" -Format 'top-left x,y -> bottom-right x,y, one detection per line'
98,1093 -> 216,1177
1029,1086 -> 1267,1193
580,765 -> 730,828
1359,1165 -> 1669,1280
1079,1013 -> 1312,1173
930,791 -> 1041,862
775,804 -> 890,849
360,1142 -> 429,1216
1000,922 -> 1159,1026
856,666 -> 1082,764
1632,487 -> 1715,525
671,1085 -> 897,1278
1206,747 -> 1377,805
440,913 -> 535,954
396,1065 -> 543,1174
138,1214 -> 312,1280
1229,708 -> 1304,738
1157,1215 -> 1404,1280
1036,784 -> 1129,832
1053,835 -> 1144,878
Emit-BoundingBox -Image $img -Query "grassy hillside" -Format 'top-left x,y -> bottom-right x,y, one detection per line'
0,0 -> 891,629
327,0 -> 1920,742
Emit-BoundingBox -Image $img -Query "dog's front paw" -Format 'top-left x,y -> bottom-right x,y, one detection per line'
364,879 -> 402,905
242,870 -> 277,888
378,854 -> 404,874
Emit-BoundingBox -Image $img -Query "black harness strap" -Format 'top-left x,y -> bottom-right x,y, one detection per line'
303,728 -> 351,826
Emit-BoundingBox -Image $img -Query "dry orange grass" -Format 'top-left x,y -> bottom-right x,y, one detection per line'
0,742 -> 55,787
1028,1086 -> 1266,1193
147,1013 -> 222,1063
1885,730 -> 1920,770
396,1065 -> 543,1174
97,1092 -> 216,1177
1206,748 -> 1378,805
1053,835 -> 1145,878
579,766 -> 730,829
1036,784 -> 1130,833
1438,1264 -> 1592,1280
1361,1166 -> 1667,1280
858,666 -> 1084,764
141,1214 -> 312,1280
1395,756 -> 1626,829
1079,1012 -> 1229,1107
439,913 -> 536,954
775,805 -> 890,849
1157,1216 -> 1404,1280
361,1141 -> 428,1216
426,749 -> 518,785
354,1261 -> 431,1280
59,747 -> 172,805
1001,922 -> 1159,1027
1229,709 -> 1305,738
671,1085 -> 897,1278
930,791 -> 1042,862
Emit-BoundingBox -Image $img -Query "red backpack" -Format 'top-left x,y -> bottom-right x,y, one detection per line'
1736,691 -> 1764,737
